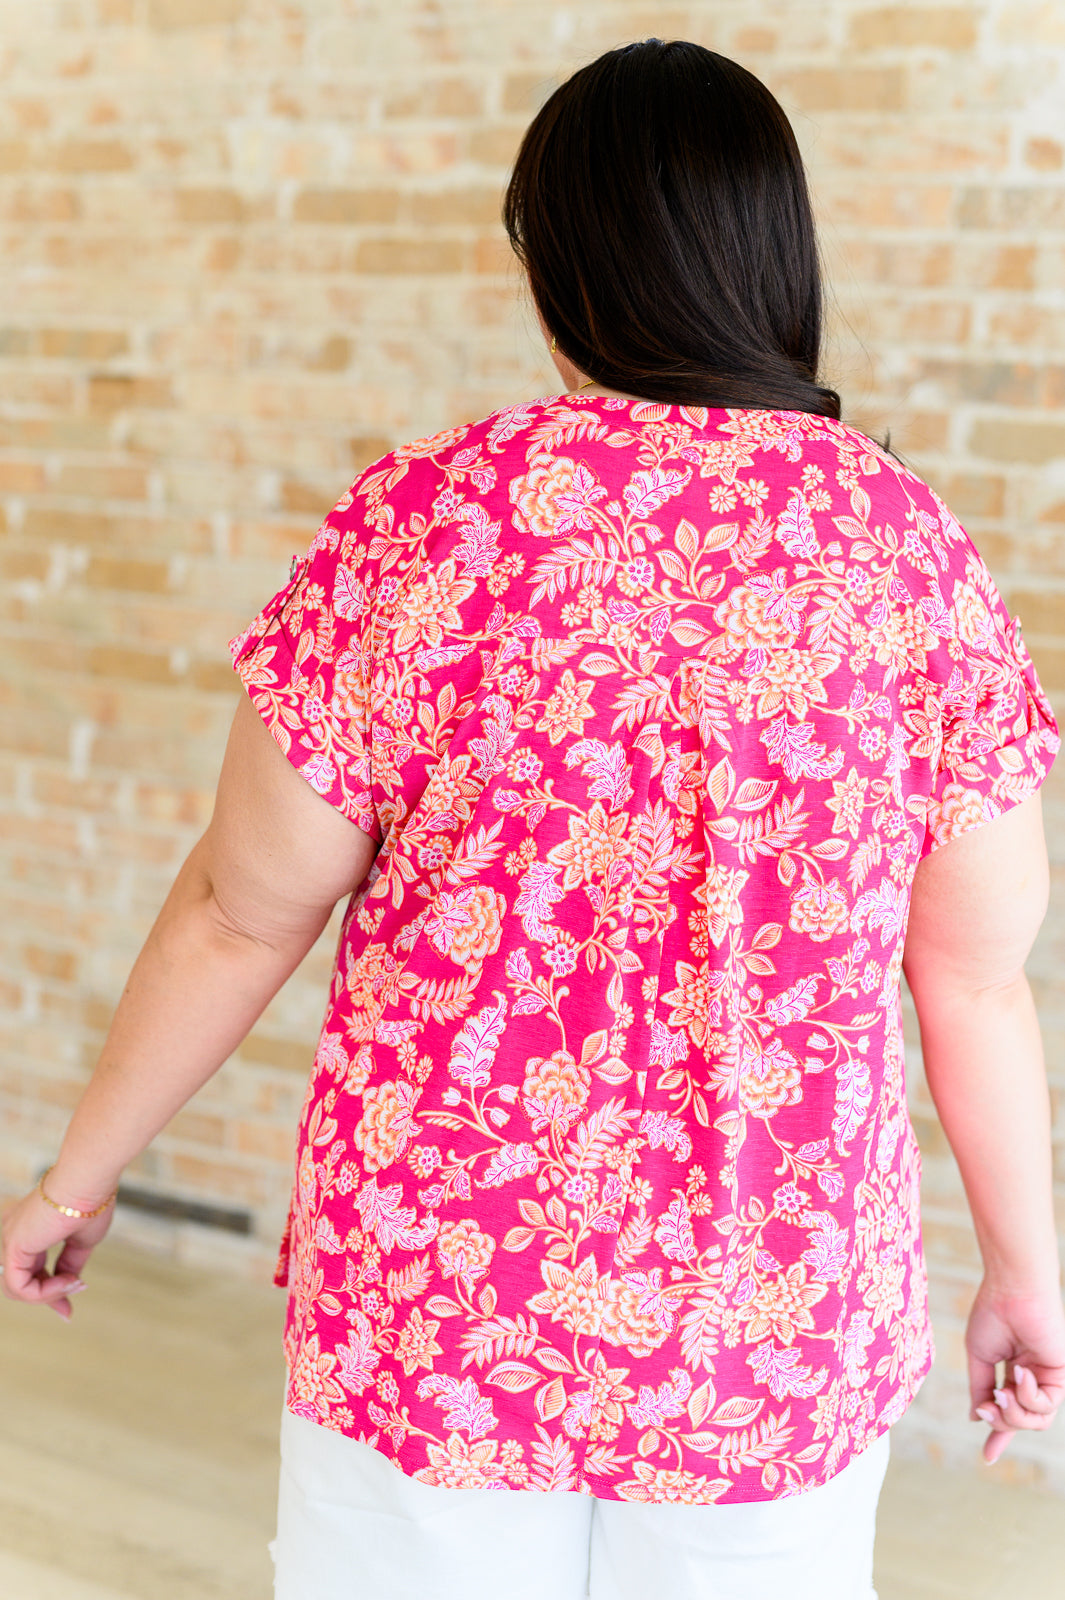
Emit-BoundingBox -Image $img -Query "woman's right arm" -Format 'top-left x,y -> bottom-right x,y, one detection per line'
1,692 -> 378,1317
903,791 -> 1065,1463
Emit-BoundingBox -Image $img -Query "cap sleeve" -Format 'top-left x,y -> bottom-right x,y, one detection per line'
228,514 -> 383,842
920,559 -> 1059,857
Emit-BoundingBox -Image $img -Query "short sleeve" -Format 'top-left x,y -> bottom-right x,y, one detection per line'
919,559 -> 1059,857
228,520 -> 383,842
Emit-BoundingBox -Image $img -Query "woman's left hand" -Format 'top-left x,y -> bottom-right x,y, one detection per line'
0,1183 -> 114,1321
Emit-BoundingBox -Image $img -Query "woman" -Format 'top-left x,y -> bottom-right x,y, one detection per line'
3,38 -> 1063,1600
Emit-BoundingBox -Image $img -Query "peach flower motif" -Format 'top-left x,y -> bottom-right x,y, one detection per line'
436,1219 -> 496,1287
510,456 -> 606,538
331,660 -> 371,725
748,648 -> 838,719
695,863 -> 749,946
824,766 -> 868,840
414,1435 -> 509,1489
952,579 -> 995,652
522,1049 -> 591,1130
600,1276 -> 679,1358
547,802 -> 631,891
741,1263 -> 829,1345
738,1039 -> 803,1121
392,422 -> 471,463
354,1078 -> 422,1172
536,669 -> 597,745
297,1144 -> 318,1208
423,753 -> 480,829
393,558 -> 476,651
868,607 -> 937,677
288,1333 -> 345,1415
425,884 -> 506,967
714,585 -> 799,651
925,781 -> 987,845
528,1256 -> 607,1337
662,959 -> 725,1048
617,1463 -> 732,1504
394,1307 -> 444,1376
788,879 -> 849,942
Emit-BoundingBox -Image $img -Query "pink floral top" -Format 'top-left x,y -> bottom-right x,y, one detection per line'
230,395 -> 1058,1504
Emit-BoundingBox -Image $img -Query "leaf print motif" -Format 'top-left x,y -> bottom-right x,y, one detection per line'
230,392 -> 1058,1506
478,1142 -> 540,1189
760,717 -> 845,782
653,1196 -> 698,1263
513,860 -> 565,941
777,489 -> 819,559
748,1342 -> 828,1400
448,993 -> 507,1089
565,738 -> 635,810
831,1054 -> 873,1156
623,465 -> 692,519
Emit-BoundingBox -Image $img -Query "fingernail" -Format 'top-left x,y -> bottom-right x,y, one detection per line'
1014,1364 -> 1030,1385
976,1406 -> 996,1424
68,1282 -> 88,1295
993,1388 -> 1009,1408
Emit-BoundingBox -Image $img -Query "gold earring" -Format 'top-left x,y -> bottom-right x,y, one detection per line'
550,335 -> 557,353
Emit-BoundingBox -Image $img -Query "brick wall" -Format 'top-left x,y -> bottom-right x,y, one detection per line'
1,0 -> 1062,1487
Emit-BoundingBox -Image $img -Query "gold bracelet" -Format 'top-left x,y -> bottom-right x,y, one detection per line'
38,1167 -> 117,1220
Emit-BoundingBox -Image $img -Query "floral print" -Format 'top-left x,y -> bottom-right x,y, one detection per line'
230,395 -> 1058,1503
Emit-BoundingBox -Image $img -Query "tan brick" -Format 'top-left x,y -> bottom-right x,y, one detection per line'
1026,643 -> 1065,689
293,188 -> 398,225
968,419 -> 1065,464
0,328 -> 33,357
87,375 -> 174,412
1005,589 -> 1065,636
23,944 -> 78,983
51,139 -> 135,173
502,73 -> 556,114
175,188 -> 249,224
350,436 -> 392,472
168,1110 -> 226,1147
54,463 -> 149,499
191,659 -> 239,694
849,7 -> 978,50
355,236 -> 464,274
734,27 -> 777,52
986,245 -> 1037,290
1025,136 -> 1064,171
918,359 -> 1061,406
0,460 -> 47,493
86,644 -> 177,684
1,548 -> 49,582
938,473 -> 1006,520
240,1033 -> 313,1074
39,328 -> 129,360
234,1120 -> 294,1162
147,0 -> 243,26
775,66 -> 906,112
84,555 -> 171,593
306,335 -> 351,372
279,479 -> 334,515
0,141 -> 30,172
466,123 -> 523,167
384,78 -> 483,120
405,187 -> 502,228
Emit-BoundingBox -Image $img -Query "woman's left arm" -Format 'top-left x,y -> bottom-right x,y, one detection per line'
1,692 -> 378,1317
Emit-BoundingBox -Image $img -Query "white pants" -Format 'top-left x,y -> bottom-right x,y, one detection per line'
272,1408 -> 889,1600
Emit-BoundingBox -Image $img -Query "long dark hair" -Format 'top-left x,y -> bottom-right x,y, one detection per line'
504,40 -> 841,418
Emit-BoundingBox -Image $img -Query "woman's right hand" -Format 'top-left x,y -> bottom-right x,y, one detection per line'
966,1276 -> 1065,1464
0,1183 -> 114,1321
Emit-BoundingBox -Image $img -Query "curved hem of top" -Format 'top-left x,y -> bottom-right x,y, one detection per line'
282,1344 -> 933,1507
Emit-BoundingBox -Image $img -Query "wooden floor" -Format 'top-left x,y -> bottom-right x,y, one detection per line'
1,1238 -> 1063,1599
